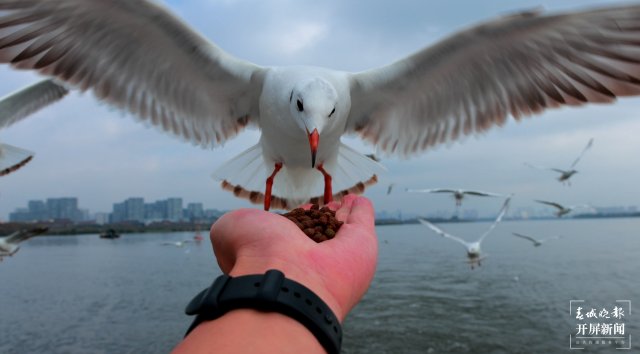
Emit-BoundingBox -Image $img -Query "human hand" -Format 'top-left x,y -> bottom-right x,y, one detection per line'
209,194 -> 378,322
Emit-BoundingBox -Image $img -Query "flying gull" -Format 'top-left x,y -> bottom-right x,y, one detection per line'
0,226 -> 48,261
535,199 -> 592,217
418,196 -> 511,269
512,232 -> 562,247
406,188 -> 505,207
0,80 -> 69,176
1,3 -> 640,210
525,138 -> 594,185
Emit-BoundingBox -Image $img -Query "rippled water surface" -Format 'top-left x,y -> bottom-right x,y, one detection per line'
1,218 -> 638,353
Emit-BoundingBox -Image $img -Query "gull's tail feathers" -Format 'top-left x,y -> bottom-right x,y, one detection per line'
214,142 -> 385,209
0,143 -> 34,176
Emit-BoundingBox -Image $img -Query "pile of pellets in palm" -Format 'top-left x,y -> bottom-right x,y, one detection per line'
282,204 -> 343,242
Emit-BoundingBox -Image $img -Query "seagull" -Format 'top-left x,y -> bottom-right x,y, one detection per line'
0,80 -> 69,176
418,196 -> 511,269
525,138 -> 594,185
535,199 -> 592,217
386,183 -> 396,195
2,3 -> 640,210
161,240 -> 192,248
512,232 -> 562,247
406,188 -> 504,207
0,226 -> 48,261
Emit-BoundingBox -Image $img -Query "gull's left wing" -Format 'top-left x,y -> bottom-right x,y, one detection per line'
348,6 -> 640,156
462,190 -> 504,197
535,199 -> 565,210
512,232 -> 540,244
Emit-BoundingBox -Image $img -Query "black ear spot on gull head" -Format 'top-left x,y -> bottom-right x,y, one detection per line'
290,91 -> 293,102
329,107 -> 335,118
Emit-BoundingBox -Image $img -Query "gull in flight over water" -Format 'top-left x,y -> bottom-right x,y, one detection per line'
2,3 -> 640,210
512,232 -> 562,247
418,196 -> 511,269
0,226 -> 48,261
0,80 -> 69,176
525,138 -> 594,185
406,188 -> 505,207
161,240 -> 192,248
535,199 -> 593,217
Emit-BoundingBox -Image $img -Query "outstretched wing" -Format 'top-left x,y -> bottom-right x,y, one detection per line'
478,196 -> 511,242
5,226 -> 48,244
418,218 -> 470,249
0,79 -> 69,129
462,190 -> 504,197
512,232 -> 540,244
525,162 -> 563,173
570,137 -> 594,168
406,188 -> 456,194
541,235 -> 563,242
0,0 -> 265,147
348,6 -> 640,156
535,199 -> 564,210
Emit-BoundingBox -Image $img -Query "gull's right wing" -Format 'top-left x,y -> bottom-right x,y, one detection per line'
570,137 -> 595,168
418,218 -> 470,249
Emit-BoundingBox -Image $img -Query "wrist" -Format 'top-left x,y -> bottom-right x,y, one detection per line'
229,257 -> 346,322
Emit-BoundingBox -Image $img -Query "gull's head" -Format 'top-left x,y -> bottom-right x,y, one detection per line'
290,78 -> 339,168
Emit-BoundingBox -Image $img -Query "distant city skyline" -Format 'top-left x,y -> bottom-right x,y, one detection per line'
5,194 -> 637,223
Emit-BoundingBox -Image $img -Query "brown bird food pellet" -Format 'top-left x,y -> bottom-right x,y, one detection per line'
283,205 -> 343,242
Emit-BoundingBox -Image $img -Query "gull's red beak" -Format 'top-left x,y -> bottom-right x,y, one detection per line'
308,128 -> 319,168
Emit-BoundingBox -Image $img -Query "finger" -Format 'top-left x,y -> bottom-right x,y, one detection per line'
334,194 -> 357,222
299,203 -> 313,210
346,196 -> 375,232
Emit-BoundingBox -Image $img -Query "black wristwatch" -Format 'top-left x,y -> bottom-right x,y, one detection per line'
185,269 -> 342,354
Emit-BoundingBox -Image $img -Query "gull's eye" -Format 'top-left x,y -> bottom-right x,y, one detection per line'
297,100 -> 304,112
329,107 -> 336,118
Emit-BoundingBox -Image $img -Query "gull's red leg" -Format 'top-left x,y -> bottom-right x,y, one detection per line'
316,164 -> 333,204
264,162 -> 283,211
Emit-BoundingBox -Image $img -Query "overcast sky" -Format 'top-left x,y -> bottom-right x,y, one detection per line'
1,0 -> 639,220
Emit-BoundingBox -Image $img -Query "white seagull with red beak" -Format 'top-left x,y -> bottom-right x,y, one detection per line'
2,2 -> 640,210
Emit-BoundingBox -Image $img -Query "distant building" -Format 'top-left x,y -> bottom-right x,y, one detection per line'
28,200 -> 48,220
94,212 -> 110,225
10,197 -> 83,222
47,197 -> 82,221
186,203 -> 204,220
111,197 -> 145,222
166,198 -> 183,222
8,208 -> 31,222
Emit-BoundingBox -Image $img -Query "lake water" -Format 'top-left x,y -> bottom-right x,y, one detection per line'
1,218 -> 638,353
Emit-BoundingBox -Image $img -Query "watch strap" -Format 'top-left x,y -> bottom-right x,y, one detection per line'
185,269 -> 342,354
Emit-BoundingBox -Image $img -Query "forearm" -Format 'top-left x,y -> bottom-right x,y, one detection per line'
173,309 -> 326,354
